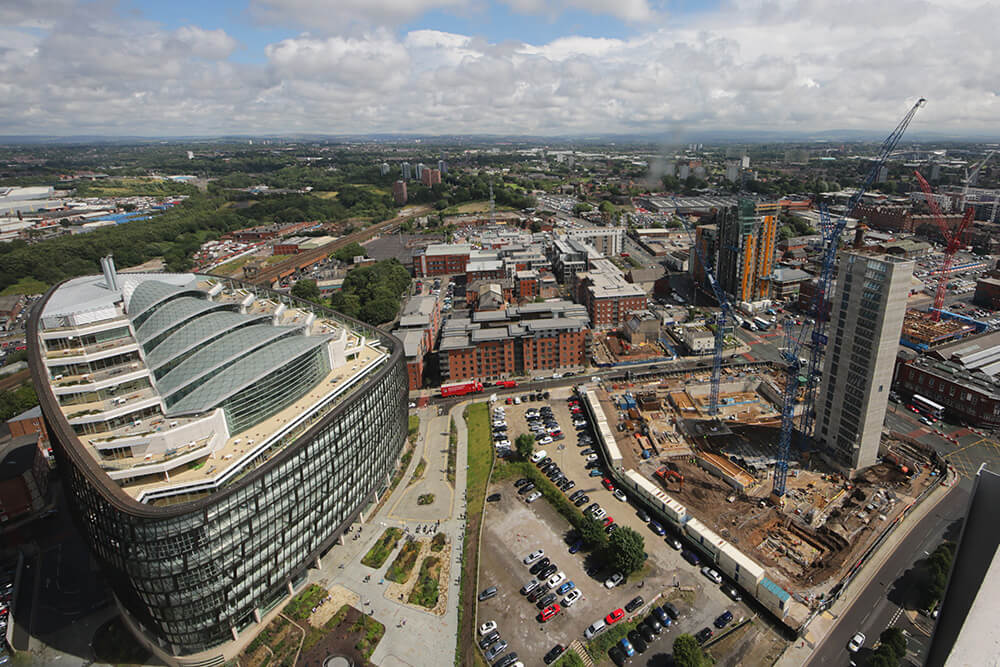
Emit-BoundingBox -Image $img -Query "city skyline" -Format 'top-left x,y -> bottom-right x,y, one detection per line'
2,0 -> 998,137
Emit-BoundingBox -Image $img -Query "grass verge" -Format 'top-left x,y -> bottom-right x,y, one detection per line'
587,618 -> 641,660
408,414 -> 420,441
408,556 -> 442,608
457,402 -> 493,666
361,527 -> 402,569
409,458 -> 427,485
385,539 -> 421,583
447,417 -> 458,483
556,648 -> 587,666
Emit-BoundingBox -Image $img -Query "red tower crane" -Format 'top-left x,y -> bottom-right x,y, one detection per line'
914,170 -> 976,321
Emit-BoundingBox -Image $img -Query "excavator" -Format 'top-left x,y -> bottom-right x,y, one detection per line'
654,466 -> 684,492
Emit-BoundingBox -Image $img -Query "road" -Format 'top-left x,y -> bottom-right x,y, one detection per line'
806,482 -> 968,666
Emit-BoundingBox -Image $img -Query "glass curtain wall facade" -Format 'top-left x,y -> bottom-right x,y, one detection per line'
31,280 -> 407,661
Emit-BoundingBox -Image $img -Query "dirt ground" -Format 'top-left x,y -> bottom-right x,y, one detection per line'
296,606 -> 380,667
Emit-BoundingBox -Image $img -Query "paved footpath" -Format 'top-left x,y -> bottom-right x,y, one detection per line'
774,471 -> 958,667
310,401 -> 470,667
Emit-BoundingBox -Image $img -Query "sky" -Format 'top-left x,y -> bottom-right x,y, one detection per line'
1,0 -> 997,138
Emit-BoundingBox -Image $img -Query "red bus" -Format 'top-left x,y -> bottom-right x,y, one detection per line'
440,381 -> 484,398
496,380 -> 517,389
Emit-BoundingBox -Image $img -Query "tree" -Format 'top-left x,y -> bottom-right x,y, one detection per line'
879,627 -> 907,662
291,279 -> 321,303
332,242 -> 365,263
573,202 -> 593,215
515,434 -> 534,461
577,516 -> 608,549
601,526 -> 646,576
672,634 -> 707,667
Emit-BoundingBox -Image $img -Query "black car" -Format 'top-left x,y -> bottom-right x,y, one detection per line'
662,602 -> 680,619
514,478 -> 531,488
569,489 -> 584,502
547,468 -> 562,479
628,629 -> 648,654
584,502 -> 599,514
721,584 -> 743,602
543,644 -> 565,665
585,460 -> 601,469
561,480 -> 576,491
625,596 -> 644,613
494,653 -> 519,667
529,557 -> 550,575
517,483 -> 535,496
714,610 -> 733,628
536,457 -> 552,467
574,495 -> 589,507
527,586 -> 546,603
486,493 -> 501,502
605,523 -> 618,534
644,614 -> 662,635
536,592 -> 557,609
608,645 -> 627,667
539,564 -> 558,579
636,508 -> 650,522
541,462 -> 556,473
695,627 -> 714,644
479,630 -> 500,650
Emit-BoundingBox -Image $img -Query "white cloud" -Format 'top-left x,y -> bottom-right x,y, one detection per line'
250,0 -> 470,31
499,0 -> 656,23
0,0 -> 998,136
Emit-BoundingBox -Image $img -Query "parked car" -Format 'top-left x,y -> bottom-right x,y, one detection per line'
524,549 -> 544,565
613,489 -> 627,502
521,579 -> 540,595
543,644 -> 565,664
661,602 -> 680,620
484,640 -> 508,661
644,615 -> 662,634
487,493 -> 501,502
517,482 -> 535,495
478,586 -> 498,601
608,645 -> 626,667
628,629 -> 648,654
589,469 -> 603,477
625,596 -> 644,613
701,566 -> 722,584
584,619 -> 607,639
540,603 -> 561,622
536,592 -> 558,609
479,620 -> 498,636
648,521 -> 666,536
721,584 -> 742,602
556,581 -> 575,595
605,608 -> 625,624
539,564 -> 558,579
652,605 -> 670,625
529,558 -> 551,575
562,589 -> 582,607
847,632 -> 866,652
604,572 -> 623,589
525,491 -> 542,503
714,610 -> 733,628
619,637 -> 635,657
681,549 -> 700,565
666,535 -> 683,550
479,630 -> 501,650
546,572 -> 566,590
493,653 -> 518,667
695,627 -> 713,645
514,478 -> 532,488
573,495 -> 590,507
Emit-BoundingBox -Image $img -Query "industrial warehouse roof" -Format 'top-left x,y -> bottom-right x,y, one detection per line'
157,323 -> 303,400
145,311 -> 271,373
167,334 -> 330,415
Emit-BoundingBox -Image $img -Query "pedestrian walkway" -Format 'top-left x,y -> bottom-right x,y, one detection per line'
308,401 -> 471,666
774,474 -> 957,667
387,411 -> 455,522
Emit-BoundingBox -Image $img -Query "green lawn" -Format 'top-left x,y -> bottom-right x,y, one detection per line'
0,277 -> 48,296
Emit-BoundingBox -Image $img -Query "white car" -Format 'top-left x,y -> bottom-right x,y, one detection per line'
531,450 -> 547,463
847,632 -> 866,652
525,491 -> 542,503
613,489 -> 627,502
479,620 -> 497,636
591,507 -> 607,520
538,436 -> 554,446
603,573 -> 623,589
573,419 -> 587,427
586,453 -> 598,462
701,566 -> 722,584
523,549 -> 544,565
494,439 -> 511,448
546,572 -> 566,589
513,397 -> 522,404
562,589 -> 582,607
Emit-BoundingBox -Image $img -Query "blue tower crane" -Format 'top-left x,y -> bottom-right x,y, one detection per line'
771,98 -> 926,498
677,207 -> 738,417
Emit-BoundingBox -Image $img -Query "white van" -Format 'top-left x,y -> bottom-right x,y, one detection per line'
584,619 -> 607,639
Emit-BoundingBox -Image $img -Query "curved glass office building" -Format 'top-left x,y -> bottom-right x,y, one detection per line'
29,259 -> 407,665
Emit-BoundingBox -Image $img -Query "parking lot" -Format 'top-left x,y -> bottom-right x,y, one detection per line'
477,391 -> 765,665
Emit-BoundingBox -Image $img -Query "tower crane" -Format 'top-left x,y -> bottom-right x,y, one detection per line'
677,210 -> 738,417
771,98 -> 926,498
914,171 -> 975,321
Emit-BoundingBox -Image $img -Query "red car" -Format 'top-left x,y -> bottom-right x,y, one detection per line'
602,477 -> 615,491
603,516 -> 614,527
540,603 -> 561,622
606,608 -> 625,624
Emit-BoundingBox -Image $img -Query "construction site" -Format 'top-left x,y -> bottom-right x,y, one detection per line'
589,375 -> 941,616
900,310 -> 978,350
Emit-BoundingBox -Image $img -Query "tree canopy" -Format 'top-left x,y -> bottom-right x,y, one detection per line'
290,279 -> 321,303
601,525 -> 646,576
329,259 -> 411,326
332,242 -> 366,263
515,434 -> 535,461
577,515 -> 608,549
672,634 -> 709,667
